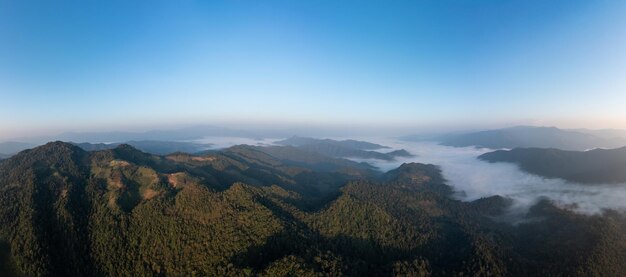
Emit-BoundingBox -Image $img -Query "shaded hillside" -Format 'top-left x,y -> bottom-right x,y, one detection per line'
479,147 -> 626,184
1,142 -> 626,276
436,126 -> 626,150
168,144 -> 378,199
276,136 -> 411,160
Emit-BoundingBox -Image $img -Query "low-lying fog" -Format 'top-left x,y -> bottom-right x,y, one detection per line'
196,136 -> 626,215
347,138 -> 626,215
192,137 -> 277,150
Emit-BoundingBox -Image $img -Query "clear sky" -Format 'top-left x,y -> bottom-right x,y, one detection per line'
1,0 -> 626,138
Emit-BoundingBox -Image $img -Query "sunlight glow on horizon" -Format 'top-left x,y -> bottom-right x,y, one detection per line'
1,0 -> 626,137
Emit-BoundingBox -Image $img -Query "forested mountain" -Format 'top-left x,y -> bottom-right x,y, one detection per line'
479,146 -> 626,184
276,136 -> 412,160
436,126 -> 626,150
1,142 -> 625,276
74,140 -> 212,155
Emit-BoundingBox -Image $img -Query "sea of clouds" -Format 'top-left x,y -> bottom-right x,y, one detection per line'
347,138 -> 626,215
192,136 -> 277,150
195,135 -> 626,215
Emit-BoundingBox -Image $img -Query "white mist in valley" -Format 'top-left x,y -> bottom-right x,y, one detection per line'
349,138 -> 626,215
192,137 -> 278,150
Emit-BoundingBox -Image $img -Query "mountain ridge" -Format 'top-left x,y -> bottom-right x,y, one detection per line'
276,136 -> 412,161
479,146 -> 626,184
435,126 -> 626,150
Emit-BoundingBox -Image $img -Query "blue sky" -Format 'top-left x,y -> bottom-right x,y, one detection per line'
1,0 -> 626,138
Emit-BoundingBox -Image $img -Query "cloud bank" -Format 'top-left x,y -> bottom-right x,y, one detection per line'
349,138 -> 626,215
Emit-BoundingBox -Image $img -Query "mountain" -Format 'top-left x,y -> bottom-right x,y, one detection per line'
1,142 -> 626,276
74,140 -> 212,155
435,126 -> 626,150
276,136 -> 411,160
479,147 -> 626,184
573,128 -> 626,140
386,149 -> 414,157
0,141 -> 36,156
5,125 -> 260,145
55,125 -> 260,143
278,136 -> 388,150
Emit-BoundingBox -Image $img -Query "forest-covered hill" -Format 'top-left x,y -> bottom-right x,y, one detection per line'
0,142 -> 625,276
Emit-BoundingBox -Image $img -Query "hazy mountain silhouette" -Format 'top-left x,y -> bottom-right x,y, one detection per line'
0,141 -> 36,156
479,146 -> 626,184
276,136 -> 412,160
435,126 -> 626,150
73,140 -> 212,155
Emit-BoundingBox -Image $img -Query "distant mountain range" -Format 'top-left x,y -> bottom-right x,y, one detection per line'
479,146 -> 626,184
430,126 -> 626,150
276,136 -> 413,160
3,125 -> 262,145
0,125 -> 261,157
73,140 -> 212,155
277,136 -> 388,150
58,125 -> 261,143
0,141 -> 36,156
0,140 -> 213,158
572,128 -> 626,140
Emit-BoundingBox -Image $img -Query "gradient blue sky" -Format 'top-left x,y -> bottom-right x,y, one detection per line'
1,0 -> 626,138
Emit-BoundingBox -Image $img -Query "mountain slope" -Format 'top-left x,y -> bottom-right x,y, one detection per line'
276,136 -> 411,160
479,147 -> 626,184
437,126 -> 626,150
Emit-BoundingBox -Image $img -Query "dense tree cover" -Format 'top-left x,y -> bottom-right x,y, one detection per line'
480,146 -> 626,184
0,142 -> 625,276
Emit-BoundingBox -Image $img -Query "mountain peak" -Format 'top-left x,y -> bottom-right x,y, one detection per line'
109,143 -> 153,161
0,141 -> 87,177
28,141 -> 85,157
114,143 -> 138,151
383,163 -> 440,183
